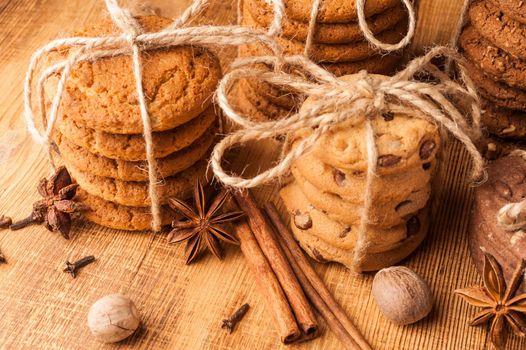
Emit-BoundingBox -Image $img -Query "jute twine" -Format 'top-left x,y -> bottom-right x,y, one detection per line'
211,46 -> 485,271
23,0 -> 286,232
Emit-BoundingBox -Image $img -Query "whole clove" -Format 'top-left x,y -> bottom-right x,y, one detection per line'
0,249 -> 6,264
10,212 -> 44,230
0,215 -> 12,229
222,303 -> 250,334
63,255 -> 95,278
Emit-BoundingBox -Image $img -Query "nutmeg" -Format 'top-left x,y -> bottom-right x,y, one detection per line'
87,294 -> 140,343
371,266 -> 433,325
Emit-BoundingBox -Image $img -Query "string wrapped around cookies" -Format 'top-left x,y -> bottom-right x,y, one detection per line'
211,46 -> 485,272
22,0 -> 288,232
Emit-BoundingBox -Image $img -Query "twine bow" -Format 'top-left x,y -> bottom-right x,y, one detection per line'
211,46 -> 485,271
22,0 -> 286,232
496,150 -> 526,232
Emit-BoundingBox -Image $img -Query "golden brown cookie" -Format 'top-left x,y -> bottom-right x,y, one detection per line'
244,77 -> 302,110
280,182 -> 408,253
244,0 -> 406,44
469,0 -> 526,60
249,0 -> 400,24
289,205 -> 430,271
48,16 -> 222,134
58,105 -> 217,161
241,7 -> 407,63
292,148 -> 436,204
464,59 -> 526,111
489,0 -> 526,24
239,42 -> 403,77
480,98 -> 526,139
238,78 -> 297,119
55,126 -> 215,181
76,189 -> 173,231
67,160 -> 207,207
293,169 -> 431,228
460,26 -> 526,89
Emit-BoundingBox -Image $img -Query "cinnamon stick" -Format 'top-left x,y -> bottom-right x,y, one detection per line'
234,191 -> 319,337
235,219 -> 301,344
265,203 -> 373,350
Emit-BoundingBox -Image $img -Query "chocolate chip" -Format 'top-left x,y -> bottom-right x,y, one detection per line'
422,162 -> 432,170
339,226 -> 351,238
494,180 -> 513,200
333,169 -> 346,187
377,155 -> 402,167
406,216 -> 421,236
395,200 -> 413,213
293,210 -> 312,230
419,140 -> 436,160
311,248 -> 327,263
382,112 -> 394,121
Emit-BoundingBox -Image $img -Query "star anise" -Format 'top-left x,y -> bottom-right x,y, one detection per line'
167,179 -> 243,264
455,253 -> 526,349
10,166 -> 89,239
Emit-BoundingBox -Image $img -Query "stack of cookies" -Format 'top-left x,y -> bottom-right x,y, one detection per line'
46,16 -> 222,231
280,76 -> 441,271
459,0 -> 526,158
232,0 -> 410,121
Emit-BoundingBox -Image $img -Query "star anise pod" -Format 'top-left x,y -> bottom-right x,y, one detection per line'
167,179 -> 243,264
455,253 -> 526,349
10,166 -> 89,239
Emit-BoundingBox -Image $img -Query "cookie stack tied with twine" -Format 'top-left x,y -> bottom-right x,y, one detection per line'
231,0 -> 416,121
212,46 -> 485,272
458,0 -> 526,158
23,0 -> 285,232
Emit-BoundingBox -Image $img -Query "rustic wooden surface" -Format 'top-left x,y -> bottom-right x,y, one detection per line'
0,0 -> 524,349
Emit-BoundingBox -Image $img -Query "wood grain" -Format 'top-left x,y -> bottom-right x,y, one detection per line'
0,0 -> 524,349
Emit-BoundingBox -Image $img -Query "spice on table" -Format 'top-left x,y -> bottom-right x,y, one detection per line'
88,294 -> 140,343
64,255 -> 96,278
0,215 -> 12,229
455,253 -> 526,349
10,166 -> 89,238
167,179 -> 243,264
222,303 -> 250,334
0,249 -> 5,264
234,191 -> 318,339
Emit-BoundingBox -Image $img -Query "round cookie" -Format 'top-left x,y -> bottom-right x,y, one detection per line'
238,78 -> 296,119
76,189 -> 173,231
469,0 -> 526,60
295,83 -> 441,175
66,159 -> 207,207
55,127 -> 215,181
47,16 -> 222,134
58,105 -> 217,161
238,44 -> 403,77
244,0 -> 406,44
480,98 -> 526,139
460,26 -> 526,90
249,0 -> 400,24
464,59 -> 526,111
294,170 -> 431,228
280,182 -> 408,253
242,8 -> 408,63
292,148 -> 436,204
289,206 -> 430,271
244,78 -> 302,110
489,0 -> 526,24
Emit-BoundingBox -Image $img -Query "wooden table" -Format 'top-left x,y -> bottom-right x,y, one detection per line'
0,0 -> 523,349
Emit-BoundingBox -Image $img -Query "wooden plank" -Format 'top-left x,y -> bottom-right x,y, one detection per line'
0,0 -> 523,349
